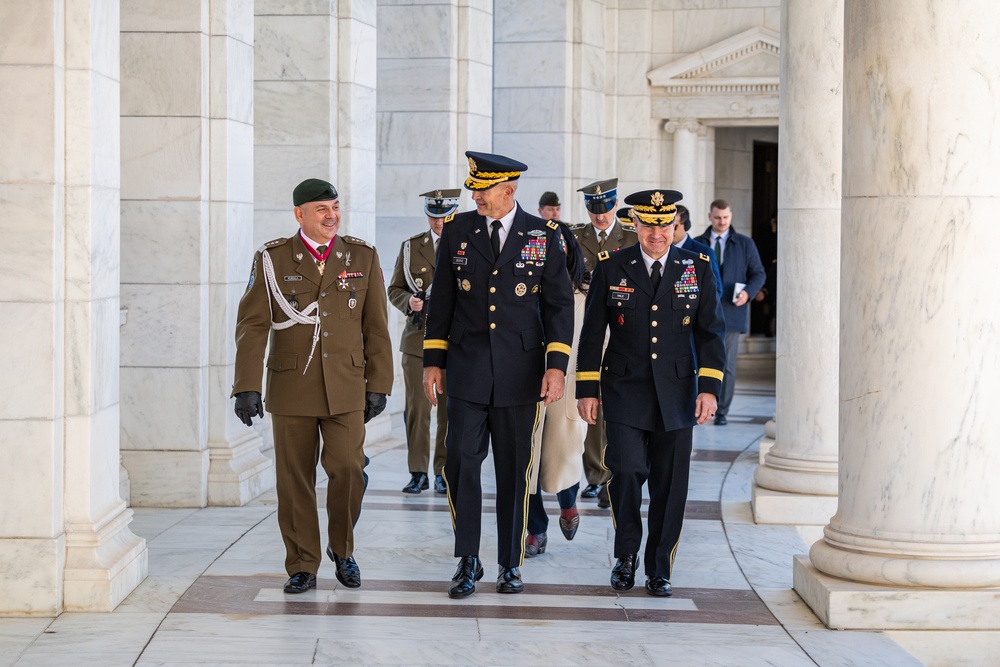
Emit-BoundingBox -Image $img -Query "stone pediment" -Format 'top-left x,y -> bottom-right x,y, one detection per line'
647,26 -> 780,123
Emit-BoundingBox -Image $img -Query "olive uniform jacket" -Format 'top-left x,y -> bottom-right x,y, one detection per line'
233,232 -> 393,416
571,220 -> 638,273
576,244 -> 726,432
387,230 -> 437,357
422,205 -> 575,408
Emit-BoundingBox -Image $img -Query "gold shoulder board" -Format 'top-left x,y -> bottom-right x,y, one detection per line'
598,250 -> 610,261
699,253 -> 710,262
546,220 -> 558,230
444,212 -> 455,223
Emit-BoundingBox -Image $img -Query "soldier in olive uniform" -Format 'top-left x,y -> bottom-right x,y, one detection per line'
576,189 -> 726,597
387,189 -> 459,495
571,179 -> 638,506
423,151 -> 575,599
232,179 -> 393,594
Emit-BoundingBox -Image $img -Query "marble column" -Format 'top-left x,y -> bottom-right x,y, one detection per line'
795,0 -> 1000,630
120,0 -> 272,506
665,119 -> 703,217
751,0 -> 842,524
0,0 -> 146,613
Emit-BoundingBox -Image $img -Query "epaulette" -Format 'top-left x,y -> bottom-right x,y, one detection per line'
258,237 -> 287,253
444,212 -> 455,223
343,235 -> 371,247
699,253 -> 710,262
568,222 -> 587,230
546,220 -> 559,230
622,224 -> 637,233
598,250 -> 610,262
409,230 -> 428,241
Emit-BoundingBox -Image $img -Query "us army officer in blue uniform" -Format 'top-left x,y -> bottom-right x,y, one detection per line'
576,189 -> 726,597
423,151 -> 575,599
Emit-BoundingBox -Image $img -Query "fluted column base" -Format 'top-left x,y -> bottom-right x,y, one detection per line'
794,555 -> 1000,630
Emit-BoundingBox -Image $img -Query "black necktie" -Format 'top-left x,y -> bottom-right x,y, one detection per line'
651,260 -> 662,293
490,220 -> 502,258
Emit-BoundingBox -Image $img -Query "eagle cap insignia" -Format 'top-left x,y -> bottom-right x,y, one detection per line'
595,185 -> 602,195
435,190 -> 442,198
468,156 -> 478,172
651,191 -> 665,207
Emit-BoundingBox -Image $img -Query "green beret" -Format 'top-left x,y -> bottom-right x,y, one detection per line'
293,178 -> 338,206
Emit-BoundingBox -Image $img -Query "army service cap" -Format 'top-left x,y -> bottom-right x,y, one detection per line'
464,151 -> 528,190
616,206 -> 635,228
420,188 -> 461,218
293,178 -> 338,206
538,191 -> 561,207
577,178 -> 618,214
624,189 -> 683,226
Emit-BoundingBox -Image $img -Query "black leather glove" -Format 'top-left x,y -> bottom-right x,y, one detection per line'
234,391 -> 263,427
363,392 -> 387,424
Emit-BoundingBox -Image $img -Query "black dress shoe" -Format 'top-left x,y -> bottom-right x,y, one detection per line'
434,475 -> 447,494
714,415 -> 728,425
611,553 -> 639,591
597,483 -> 611,509
402,472 -> 427,494
283,571 -> 316,594
496,566 -> 524,594
645,576 -> 673,596
326,546 -> 361,588
449,556 -> 483,598
419,473 -> 429,490
580,483 -> 600,499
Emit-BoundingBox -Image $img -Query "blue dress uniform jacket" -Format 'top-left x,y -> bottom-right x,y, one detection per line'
693,227 -> 765,333
423,206 -> 575,406
576,244 -> 726,431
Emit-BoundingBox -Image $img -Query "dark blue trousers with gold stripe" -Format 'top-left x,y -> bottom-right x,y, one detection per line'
443,397 -> 539,568
603,421 -> 693,579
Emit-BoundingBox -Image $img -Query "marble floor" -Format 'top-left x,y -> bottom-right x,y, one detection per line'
2,374 -> 996,666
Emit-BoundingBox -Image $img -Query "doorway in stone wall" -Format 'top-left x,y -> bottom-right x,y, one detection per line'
751,141 -> 778,336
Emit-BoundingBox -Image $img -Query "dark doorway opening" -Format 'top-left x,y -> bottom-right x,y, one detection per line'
750,141 -> 778,336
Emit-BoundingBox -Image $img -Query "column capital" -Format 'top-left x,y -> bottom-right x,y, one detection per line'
663,118 -> 706,136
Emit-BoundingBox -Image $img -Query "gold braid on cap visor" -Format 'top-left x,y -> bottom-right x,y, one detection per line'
631,203 -> 677,225
464,171 -> 522,190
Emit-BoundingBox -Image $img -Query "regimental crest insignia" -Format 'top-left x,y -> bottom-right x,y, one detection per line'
468,156 -> 478,172
461,278 -> 471,291
515,283 -> 527,297
651,191 -> 665,207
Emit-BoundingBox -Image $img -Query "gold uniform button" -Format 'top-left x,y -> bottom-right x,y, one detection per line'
490,305 -> 496,311
651,353 -> 657,360
651,305 -> 658,311
651,337 -> 657,343
686,304 -> 691,309
492,270 -> 498,275
651,321 -> 658,327
490,287 -> 496,293
490,323 -> 496,329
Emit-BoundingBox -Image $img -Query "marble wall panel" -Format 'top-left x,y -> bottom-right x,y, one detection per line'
461,110 -> 493,150
120,200 -> 206,286
673,9 -> 768,53
121,116 -> 208,200
0,1 -> 55,64
493,132 -> 566,178
494,0 -> 567,43
378,112 -> 453,164
0,419 -> 61,534
64,298 -> 121,416
464,6 -> 494,65
209,356 -> 242,440
616,137 -> 660,191
211,0 -> 254,45
121,0 -> 206,32
577,0 -> 606,48
254,15 -> 336,82
120,366 -> 209,451
252,209 -> 299,252
209,119 -> 254,204
0,536 -> 63,615
65,72 -> 120,191
255,0 -> 335,14
64,185 -> 120,302
0,66 -> 57,182
574,88 -> 604,136
67,0 -> 120,79
0,304 -> 57,421
374,165 -> 462,218
493,88 -> 567,134
210,201 -> 256,284
122,449 -> 209,507
120,284 -> 208,368
121,32 -> 206,117
377,58 -> 455,111
494,42 -> 568,89
339,83 -> 377,150
578,43 -> 606,92
210,37 -> 254,125
343,20 -> 377,88
63,406 -> 123,519
764,6 -> 780,32
650,10 -> 674,54
377,4 -> 454,59
0,184 -> 58,301
255,81 -> 334,146
618,9 -> 652,54
616,52 -> 651,95
465,61 -> 494,117
615,95 -> 650,139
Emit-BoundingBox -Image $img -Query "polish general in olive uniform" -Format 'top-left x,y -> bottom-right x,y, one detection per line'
232,178 -> 393,594
576,189 -> 726,597
387,189 -> 460,495
570,179 -> 638,506
423,152 -> 575,599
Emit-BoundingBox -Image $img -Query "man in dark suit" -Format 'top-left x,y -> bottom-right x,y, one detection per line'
672,204 -> 721,297
572,179 -> 637,506
233,178 -> 393,594
387,189 -> 460,495
576,189 -> 726,596
423,151 -> 574,599
694,199 -> 766,425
